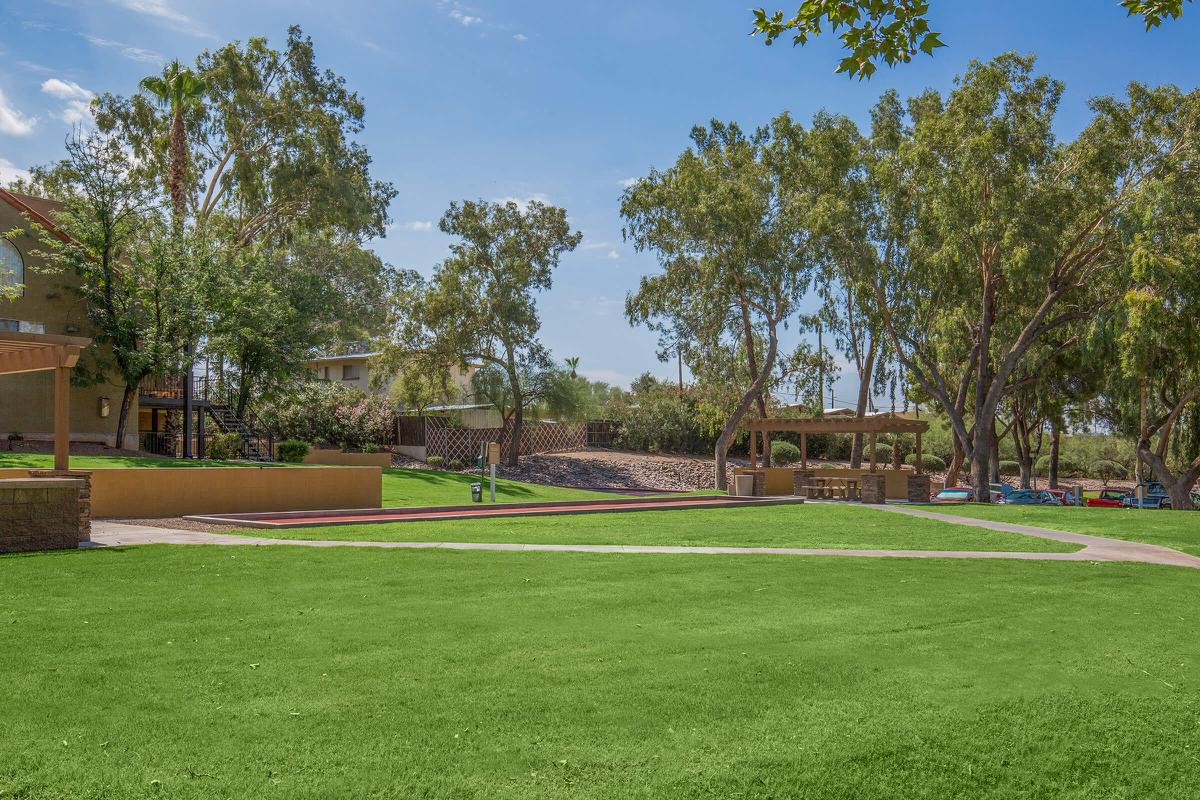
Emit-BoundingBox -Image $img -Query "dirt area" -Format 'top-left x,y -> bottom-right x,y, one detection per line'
105,517 -> 240,533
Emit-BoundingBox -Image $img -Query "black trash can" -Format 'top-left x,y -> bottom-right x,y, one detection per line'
471,482 -> 483,503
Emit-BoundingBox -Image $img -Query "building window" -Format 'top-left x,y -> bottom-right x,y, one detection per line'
342,364 -> 359,381
0,238 -> 23,294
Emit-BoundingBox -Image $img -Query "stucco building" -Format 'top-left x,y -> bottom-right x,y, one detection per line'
0,189 -> 136,449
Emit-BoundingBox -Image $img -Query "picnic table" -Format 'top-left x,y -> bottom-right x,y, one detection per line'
799,476 -> 861,501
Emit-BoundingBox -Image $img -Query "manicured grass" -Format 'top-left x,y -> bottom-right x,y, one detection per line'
224,503 -> 1080,552
0,452 -> 260,469
380,467 -> 620,507
2,545 -> 1198,798
916,503 -> 1200,557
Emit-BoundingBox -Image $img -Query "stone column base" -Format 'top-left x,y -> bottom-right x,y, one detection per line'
860,473 -> 887,504
27,470 -> 92,541
907,474 -> 932,504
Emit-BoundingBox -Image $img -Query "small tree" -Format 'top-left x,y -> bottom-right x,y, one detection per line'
387,200 -> 581,466
29,131 -> 198,448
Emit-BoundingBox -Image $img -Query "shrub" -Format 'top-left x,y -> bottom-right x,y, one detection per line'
207,432 -> 244,460
871,444 -> 894,464
1036,454 -> 1081,478
426,455 -> 445,469
258,382 -> 395,450
905,453 -> 947,472
1091,459 -> 1127,481
448,458 -> 465,470
998,460 -> 1021,477
770,440 -> 802,465
361,442 -> 380,454
276,439 -> 310,463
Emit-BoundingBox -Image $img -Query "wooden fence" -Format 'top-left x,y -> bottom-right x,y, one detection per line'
424,416 -> 586,462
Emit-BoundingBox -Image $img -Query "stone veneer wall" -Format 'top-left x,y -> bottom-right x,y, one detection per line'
906,474 -> 932,504
860,473 -> 888,505
0,477 -> 88,553
27,469 -> 92,538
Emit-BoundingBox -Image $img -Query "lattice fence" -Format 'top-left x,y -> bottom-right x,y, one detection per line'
424,417 -> 586,462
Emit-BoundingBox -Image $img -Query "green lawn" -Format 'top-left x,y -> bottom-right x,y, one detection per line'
226,503 -> 1080,552
3,545 -> 1198,799
0,452 -> 259,469
916,503 -> 1200,557
379,467 -> 620,506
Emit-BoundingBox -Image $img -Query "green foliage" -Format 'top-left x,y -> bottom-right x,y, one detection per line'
1092,460 -> 1128,481
257,382 -> 394,449
998,460 -> 1021,477
447,458 -> 465,470
387,198 -> 582,466
207,432 -> 245,461
906,453 -> 946,472
426,455 -> 445,469
609,374 -> 713,454
752,0 -> 944,79
1037,454 -> 1081,479
276,439 -> 310,463
752,2 -> 1188,78
770,440 -> 802,465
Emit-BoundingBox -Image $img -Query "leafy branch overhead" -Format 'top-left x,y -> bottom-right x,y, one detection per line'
751,0 -> 1190,78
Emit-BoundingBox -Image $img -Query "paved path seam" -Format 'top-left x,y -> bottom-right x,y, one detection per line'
88,512 -> 1200,569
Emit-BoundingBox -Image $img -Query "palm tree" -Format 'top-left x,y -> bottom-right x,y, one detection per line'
139,61 -> 206,228
564,356 -> 580,378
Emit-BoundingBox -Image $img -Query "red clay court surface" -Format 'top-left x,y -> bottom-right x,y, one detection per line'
186,494 -> 806,529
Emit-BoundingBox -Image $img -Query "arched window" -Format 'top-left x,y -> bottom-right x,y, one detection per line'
0,238 -> 23,293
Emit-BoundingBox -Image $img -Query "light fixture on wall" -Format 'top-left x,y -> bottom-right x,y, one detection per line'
65,323 -> 81,334
98,397 -> 110,418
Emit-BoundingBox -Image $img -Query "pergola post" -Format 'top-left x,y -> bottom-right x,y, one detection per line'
915,431 -> 923,475
749,423 -> 758,469
800,432 -> 807,470
869,432 -> 878,472
54,365 -> 70,470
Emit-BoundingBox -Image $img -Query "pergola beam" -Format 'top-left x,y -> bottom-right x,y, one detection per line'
0,332 -> 92,471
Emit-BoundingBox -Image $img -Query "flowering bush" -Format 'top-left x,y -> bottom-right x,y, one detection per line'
258,382 -> 394,450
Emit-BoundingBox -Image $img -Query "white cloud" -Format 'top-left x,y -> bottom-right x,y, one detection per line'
0,158 -> 31,186
41,79 -> 95,127
606,250 -> 620,260
618,177 -> 639,188
493,193 -> 550,211
450,9 -> 483,25
0,89 -> 36,136
112,0 -> 194,27
400,220 -> 434,232
85,35 -> 164,64
513,33 -> 528,42
40,78 -> 91,100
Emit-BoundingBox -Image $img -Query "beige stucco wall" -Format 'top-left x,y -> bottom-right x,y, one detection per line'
305,355 -> 478,404
0,466 -> 381,516
0,202 -> 135,448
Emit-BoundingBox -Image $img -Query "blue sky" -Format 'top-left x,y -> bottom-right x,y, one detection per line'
1,0 -> 1198,402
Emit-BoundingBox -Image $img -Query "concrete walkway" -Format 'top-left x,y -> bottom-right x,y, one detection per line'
89,507 -> 1200,569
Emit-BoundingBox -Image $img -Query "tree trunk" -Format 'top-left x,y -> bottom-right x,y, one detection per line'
715,319 -> 780,490
1139,441 -> 1200,512
170,110 -> 188,229
738,290 -> 770,467
504,356 -> 523,468
947,434 -> 966,487
1048,421 -> 1061,489
115,382 -> 137,452
849,339 -> 877,469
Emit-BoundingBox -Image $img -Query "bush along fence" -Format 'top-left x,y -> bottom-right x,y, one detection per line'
420,416 -> 586,462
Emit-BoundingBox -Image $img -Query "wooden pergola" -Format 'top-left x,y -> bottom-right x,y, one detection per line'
0,331 -> 91,470
746,415 -> 931,473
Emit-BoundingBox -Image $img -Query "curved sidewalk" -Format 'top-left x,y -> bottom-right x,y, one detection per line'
89,506 -> 1200,569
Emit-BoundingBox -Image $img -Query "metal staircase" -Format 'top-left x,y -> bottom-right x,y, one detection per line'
206,403 -> 271,462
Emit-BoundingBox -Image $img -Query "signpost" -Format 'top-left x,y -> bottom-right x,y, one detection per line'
487,442 -> 500,502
